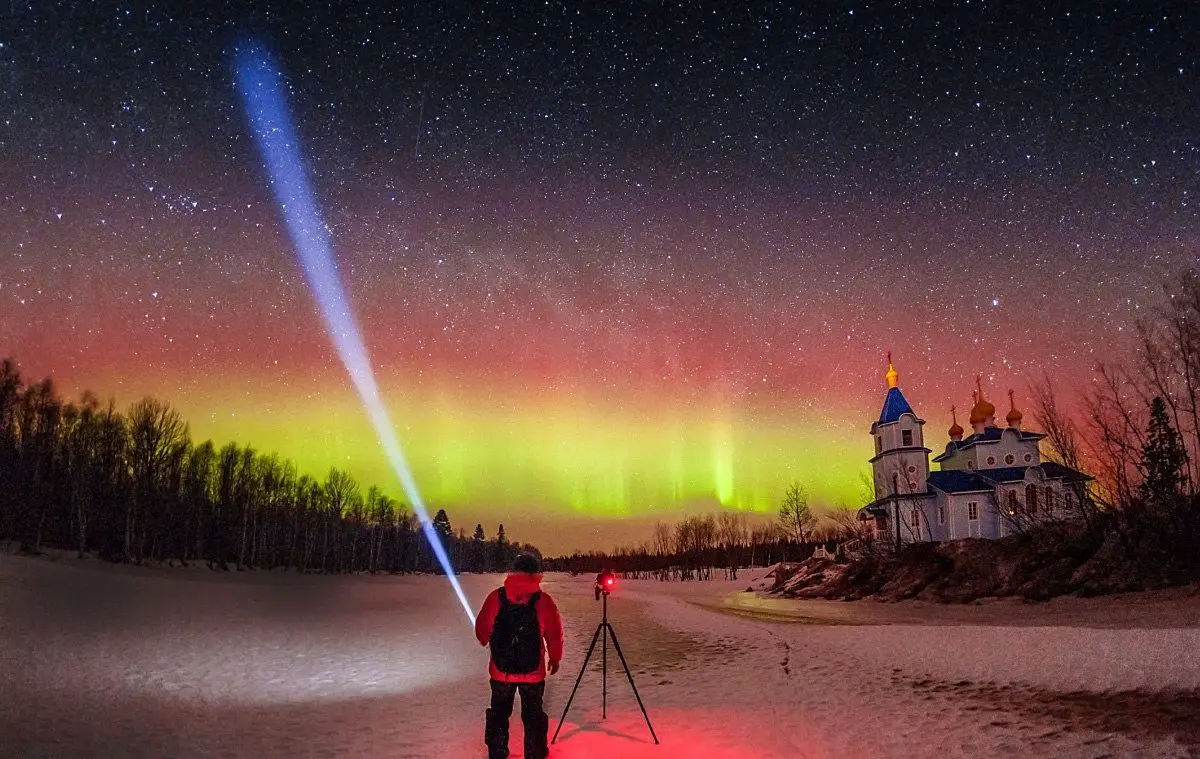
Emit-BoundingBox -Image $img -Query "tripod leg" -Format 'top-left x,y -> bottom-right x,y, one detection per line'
551,623 -> 603,745
602,620 -> 608,719
605,623 -> 660,745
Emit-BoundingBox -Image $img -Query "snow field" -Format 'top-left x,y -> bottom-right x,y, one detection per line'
2,556 -> 1197,757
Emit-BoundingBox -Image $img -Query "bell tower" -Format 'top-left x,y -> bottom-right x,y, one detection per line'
870,354 -> 930,500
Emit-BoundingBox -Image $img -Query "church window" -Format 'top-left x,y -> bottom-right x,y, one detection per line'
1024,453 -> 1033,463
907,465 -> 916,473
967,461 -> 975,469
875,436 -> 882,455
911,509 -> 921,527
967,502 -> 979,520
1025,484 -> 1038,514
1007,490 -> 1019,514
908,481 -> 917,491
986,456 -> 996,466
902,430 -> 913,446
1045,486 -> 1055,511
937,505 -> 946,524
1005,454 -> 1015,465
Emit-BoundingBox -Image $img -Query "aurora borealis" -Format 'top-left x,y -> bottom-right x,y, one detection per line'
3,3 -> 1198,554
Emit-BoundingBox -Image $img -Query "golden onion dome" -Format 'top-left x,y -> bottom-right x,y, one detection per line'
1006,389 -> 1023,426
948,405 -> 964,439
969,377 -> 995,425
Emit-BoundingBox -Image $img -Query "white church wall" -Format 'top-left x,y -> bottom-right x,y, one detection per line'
972,429 -> 1041,470
937,446 -> 972,471
876,413 -> 924,454
943,493 -> 989,539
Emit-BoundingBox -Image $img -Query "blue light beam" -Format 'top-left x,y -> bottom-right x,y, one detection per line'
234,41 -> 475,625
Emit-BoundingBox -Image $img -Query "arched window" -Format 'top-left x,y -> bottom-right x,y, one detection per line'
1025,484 -> 1038,514
1007,490 -> 1019,514
1045,486 -> 1055,512
911,509 -> 921,527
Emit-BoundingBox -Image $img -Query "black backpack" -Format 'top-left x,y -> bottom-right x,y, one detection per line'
489,588 -> 542,674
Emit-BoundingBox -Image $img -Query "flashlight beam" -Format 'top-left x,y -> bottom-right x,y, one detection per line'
234,40 -> 475,625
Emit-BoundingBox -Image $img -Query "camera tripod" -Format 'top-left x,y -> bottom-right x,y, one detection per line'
551,589 -> 659,745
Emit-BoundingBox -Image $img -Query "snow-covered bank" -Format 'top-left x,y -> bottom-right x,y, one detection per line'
2,555 -> 1198,757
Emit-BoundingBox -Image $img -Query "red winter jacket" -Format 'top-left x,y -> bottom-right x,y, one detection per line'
475,573 -> 564,683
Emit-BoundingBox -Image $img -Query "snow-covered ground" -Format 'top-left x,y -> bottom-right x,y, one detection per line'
2,555 -> 1198,758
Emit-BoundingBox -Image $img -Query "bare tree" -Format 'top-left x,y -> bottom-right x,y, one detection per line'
748,521 -> 779,567
778,481 -> 815,543
1086,363 -> 1149,508
716,511 -> 747,579
1030,375 -> 1099,531
125,397 -> 187,562
183,441 -> 216,563
858,469 -> 876,504
826,508 -> 873,542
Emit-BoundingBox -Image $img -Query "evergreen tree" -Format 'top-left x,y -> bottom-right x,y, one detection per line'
470,523 -> 487,572
432,508 -> 453,540
1141,396 -> 1189,506
492,523 -> 509,571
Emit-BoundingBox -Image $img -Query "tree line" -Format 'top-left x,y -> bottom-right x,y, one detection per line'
542,489 -> 855,581
0,360 -> 536,574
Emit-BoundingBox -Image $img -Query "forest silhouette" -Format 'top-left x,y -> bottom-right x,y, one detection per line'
0,360 -> 534,574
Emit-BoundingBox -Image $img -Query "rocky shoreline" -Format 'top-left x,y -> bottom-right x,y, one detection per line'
767,531 -> 1200,604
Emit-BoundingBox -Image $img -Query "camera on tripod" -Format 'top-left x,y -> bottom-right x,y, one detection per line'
555,567 -> 658,746
594,569 -> 616,600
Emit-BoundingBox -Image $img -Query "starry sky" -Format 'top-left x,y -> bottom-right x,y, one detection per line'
2,1 -> 1197,554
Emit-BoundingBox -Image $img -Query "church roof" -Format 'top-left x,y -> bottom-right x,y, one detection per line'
1039,461 -> 1093,481
877,387 -> 916,424
860,460 -> 1093,517
927,470 -> 993,494
924,462 -> 1093,495
933,425 -> 1046,461
977,462 -> 1093,484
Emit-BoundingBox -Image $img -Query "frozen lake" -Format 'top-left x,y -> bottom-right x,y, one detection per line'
2,554 -> 1198,758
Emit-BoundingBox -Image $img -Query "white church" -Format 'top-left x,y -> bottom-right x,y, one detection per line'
858,357 -> 1091,544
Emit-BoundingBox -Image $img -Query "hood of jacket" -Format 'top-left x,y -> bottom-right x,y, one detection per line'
503,572 -> 543,603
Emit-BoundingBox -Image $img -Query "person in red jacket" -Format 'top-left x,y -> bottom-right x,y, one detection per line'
475,553 -> 564,759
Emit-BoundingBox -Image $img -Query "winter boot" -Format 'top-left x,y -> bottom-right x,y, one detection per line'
484,708 -> 509,759
522,711 -> 549,759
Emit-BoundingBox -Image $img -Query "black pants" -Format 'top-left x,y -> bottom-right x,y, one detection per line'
485,679 -> 548,759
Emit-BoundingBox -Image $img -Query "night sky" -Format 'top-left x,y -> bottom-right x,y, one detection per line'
3,2 -> 1197,554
